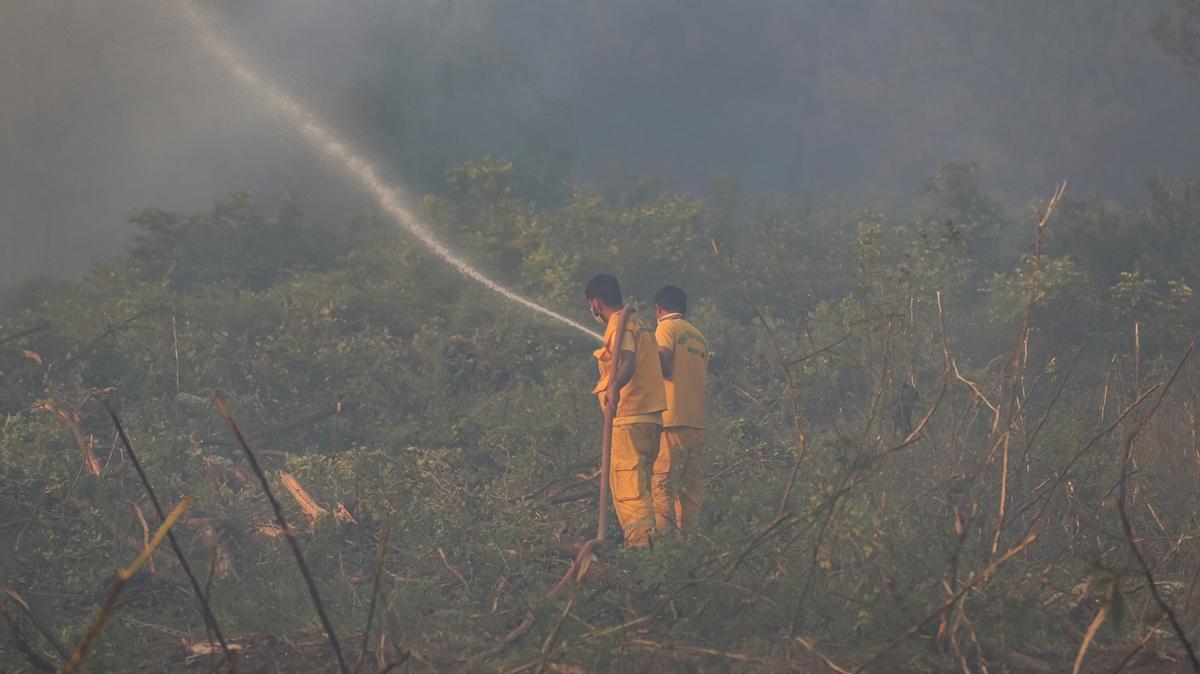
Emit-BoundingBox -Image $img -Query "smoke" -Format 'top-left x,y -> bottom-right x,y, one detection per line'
181,1 -> 601,341
0,1 -> 353,286
3,0 -> 1199,285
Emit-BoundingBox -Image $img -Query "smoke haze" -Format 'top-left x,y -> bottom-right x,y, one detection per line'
3,0 -> 1199,285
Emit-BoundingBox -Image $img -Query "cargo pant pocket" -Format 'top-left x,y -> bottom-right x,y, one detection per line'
613,466 -> 641,502
611,448 -> 642,502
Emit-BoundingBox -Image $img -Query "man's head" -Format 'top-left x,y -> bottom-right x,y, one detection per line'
654,285 -> 687,320
585,274 -> 623,322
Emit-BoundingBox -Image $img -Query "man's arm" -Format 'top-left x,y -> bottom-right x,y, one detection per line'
605,325 -> 638,411
608,349 -> 636,410
656,322 -> 675,379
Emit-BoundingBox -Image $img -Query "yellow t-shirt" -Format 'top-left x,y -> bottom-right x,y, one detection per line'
656,315 -> 708,429
593,309 -> 666,426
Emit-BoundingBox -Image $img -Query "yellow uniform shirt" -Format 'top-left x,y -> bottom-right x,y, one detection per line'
656,315 -> 708,429
593,309 -> 666,426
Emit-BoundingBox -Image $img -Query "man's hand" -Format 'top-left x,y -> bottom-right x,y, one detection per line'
604,389 -> 621,413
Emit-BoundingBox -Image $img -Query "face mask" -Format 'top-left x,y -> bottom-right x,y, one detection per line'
591,304 -> 605,325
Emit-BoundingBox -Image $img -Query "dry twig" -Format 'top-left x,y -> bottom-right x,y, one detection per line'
62,497 -> 192,674
851,532 -> 1037,673
0,598 -> 55,672
352,521 -> 390,674
1115,340 -> 1199,671
214,391 -> 350,674
101,400 -> 232,664
1,588 -> 69,660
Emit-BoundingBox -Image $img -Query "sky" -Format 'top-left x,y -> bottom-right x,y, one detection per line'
2,0 -> 1199,286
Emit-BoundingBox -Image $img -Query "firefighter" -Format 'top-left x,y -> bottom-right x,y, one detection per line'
586,274 -> 667,548
651,285 -> 709,535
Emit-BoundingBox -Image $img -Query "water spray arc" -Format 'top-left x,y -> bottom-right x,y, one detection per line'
181,1 -> 601,343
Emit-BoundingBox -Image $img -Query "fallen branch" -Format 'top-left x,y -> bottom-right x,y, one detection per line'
280,470 -> 328,522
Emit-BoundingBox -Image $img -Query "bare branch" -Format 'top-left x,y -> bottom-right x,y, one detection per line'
214,391 -> 349,674
62,497 -> 192,674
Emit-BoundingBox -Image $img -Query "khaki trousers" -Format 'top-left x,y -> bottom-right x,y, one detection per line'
652,427 -> 706,534
609,423 -> 661,547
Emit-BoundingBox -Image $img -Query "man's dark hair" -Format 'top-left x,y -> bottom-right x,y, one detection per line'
654,285 -> 687,314
585,274 -> 622,307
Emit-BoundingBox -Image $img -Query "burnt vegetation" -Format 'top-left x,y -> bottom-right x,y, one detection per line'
3,158 -> 1200,672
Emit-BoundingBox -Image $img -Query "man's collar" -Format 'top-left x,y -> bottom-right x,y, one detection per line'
604,307 -> 624,333
658,312 -> 683,321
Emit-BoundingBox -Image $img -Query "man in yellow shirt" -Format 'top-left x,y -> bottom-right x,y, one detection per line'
652,285 -> 709,535
586,274 -> 667,548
